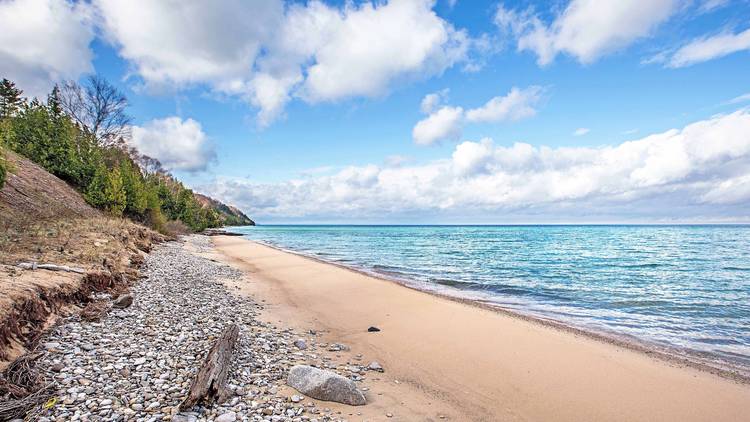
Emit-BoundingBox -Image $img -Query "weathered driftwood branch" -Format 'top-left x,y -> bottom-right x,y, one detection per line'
201,229 -> 243,237
17,262 -> 85,274
179,324 -> 239,410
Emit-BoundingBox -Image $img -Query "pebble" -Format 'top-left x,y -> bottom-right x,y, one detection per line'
32,235 -> 370,421
368,361 -> 384,372
215,411 -> 237,422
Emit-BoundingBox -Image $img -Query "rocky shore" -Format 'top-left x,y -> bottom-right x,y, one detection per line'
30,236 -> 383,422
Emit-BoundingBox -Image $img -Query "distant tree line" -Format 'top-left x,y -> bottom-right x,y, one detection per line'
0,77 -> 223,232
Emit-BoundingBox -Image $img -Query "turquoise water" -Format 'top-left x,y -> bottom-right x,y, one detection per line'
229,225 -> 750,371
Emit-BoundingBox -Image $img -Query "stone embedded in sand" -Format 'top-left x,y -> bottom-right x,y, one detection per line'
172,414 -> 198,422
112,293 -> 133,308
287,365 -> 366,406
215,412 -> 237,422
328,343 -> 349,352
367,361 -> 384,372
367,326 -> 380,332
294,338 -> 307,350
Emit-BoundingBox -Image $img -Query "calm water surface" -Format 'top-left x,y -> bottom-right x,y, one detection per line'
230,225 -> 750,370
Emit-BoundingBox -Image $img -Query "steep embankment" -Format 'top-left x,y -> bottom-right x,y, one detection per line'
194,193 -> 255,226
0,151 -> 163,365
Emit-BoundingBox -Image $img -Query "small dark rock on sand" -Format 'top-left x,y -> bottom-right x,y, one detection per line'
367,326 -> 380,332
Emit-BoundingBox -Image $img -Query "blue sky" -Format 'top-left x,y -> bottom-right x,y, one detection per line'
2,0 -> 750,223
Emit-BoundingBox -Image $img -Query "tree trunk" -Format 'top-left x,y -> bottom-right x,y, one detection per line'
179,324 -> 239,410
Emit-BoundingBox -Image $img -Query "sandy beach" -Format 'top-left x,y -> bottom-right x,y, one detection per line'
212,235 -> 750,422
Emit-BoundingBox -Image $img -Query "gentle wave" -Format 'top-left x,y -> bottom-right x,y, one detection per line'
230,225 -> 750,373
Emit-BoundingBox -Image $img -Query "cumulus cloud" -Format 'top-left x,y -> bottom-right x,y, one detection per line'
0,0 -> 95,98
661,27 -> 750,68
420,88 -> 450,114
413,86 -> 544,145
130,117 -> 215,172
95,0 -> 470,126
412,106 -> 464,145
465,86 -> 544,122
495,0 -> 679,65
95,0 -> 280,89
207,110 -> 750,222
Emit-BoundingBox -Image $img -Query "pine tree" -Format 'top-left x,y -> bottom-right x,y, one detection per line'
120,159 -> 147,217
47,85 -> 63,117
0,79 -> 24,119
104,167 -> 127,216
84,164 -> 109,209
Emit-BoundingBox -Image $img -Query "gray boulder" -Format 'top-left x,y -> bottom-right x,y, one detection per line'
287,365 -> 366,406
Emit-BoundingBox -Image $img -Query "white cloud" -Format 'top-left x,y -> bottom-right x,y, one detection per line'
0,0 -> 95,98
95,0 -> 282,89
465,86 -> 544,122
573,127 -> 590,136
496,0 -> 679,65
299,0 -> 468,102
701,174 -> 750,205
385,155 -> 410,168
412,106 -> 464,145
699,0 -> 729,12
130,117 -> 215,172
663,28 -> 750,68
206,110 -> 750,222
413,86 -> 544,145
95,0 -> 470,126
729,93 -> 750,105
420,89 -> 450,114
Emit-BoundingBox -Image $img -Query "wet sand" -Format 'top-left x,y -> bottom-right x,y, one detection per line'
212,235 -> 750,421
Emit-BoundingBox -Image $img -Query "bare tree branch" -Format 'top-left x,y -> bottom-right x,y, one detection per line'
59,75 -> 132,146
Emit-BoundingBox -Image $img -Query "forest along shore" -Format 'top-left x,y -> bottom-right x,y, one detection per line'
212,235 -> 750,422
28,236 -> 415,422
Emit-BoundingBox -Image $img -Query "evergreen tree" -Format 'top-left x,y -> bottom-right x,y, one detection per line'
103,167 -> 126,216
84,164 -> 109,209
0,78 -> 23,119
120,159 -> 147,217
47,86 -> 63,117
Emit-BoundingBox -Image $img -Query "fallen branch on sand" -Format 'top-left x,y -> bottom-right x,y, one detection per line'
179,324 -> 239,410
201,229 -> 243,237
17,262 -> 85,274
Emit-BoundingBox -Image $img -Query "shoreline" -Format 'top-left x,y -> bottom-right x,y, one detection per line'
211,235 -> 750,421
230,236 -> 750,384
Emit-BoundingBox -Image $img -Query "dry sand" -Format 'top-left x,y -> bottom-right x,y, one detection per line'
211,236 -> 750,422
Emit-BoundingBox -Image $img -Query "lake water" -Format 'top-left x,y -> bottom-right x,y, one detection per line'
229,225 -> 750,372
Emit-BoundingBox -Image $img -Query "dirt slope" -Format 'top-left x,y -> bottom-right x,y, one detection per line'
0,151 -> 98,225
0,151 -> 163,366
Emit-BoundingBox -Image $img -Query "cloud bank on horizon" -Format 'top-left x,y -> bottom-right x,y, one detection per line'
1,0 -> 749,222
205,110 -> 750,223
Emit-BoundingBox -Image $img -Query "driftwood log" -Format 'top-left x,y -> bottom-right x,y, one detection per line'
17,262 -> 86,274
179,324 -> 239,410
